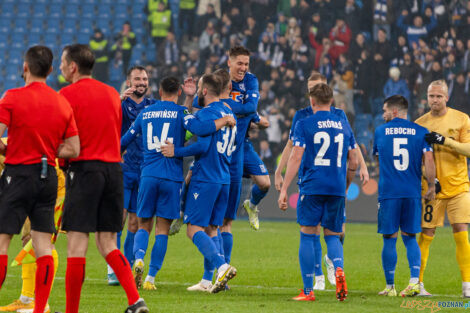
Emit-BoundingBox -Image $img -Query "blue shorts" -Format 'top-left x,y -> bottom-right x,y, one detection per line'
378,198 -> 421,235
136,177 -> 181,220
297,195 -> 345,233
184,182 -> 229,227
123,170 -> 139,213
243,140 -> 269,177
224,181 -> 242,220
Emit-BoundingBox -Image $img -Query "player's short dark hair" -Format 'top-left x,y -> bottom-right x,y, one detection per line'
228,46 -> 250,58
384,95 -> 408,111
213,68 -> 231,92
201,73 -> 222,96
160,76 -> 180,94
309,83 -> 333,105
24,45 -> 53,78
127,65 -> 148,79
62,44 -> 95,75
308,71 -> 327,83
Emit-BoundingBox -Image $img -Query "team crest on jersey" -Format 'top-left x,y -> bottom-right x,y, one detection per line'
6,176 -> 11,184
239,83 -> 245,91
193,193 -> 199,200
259,164 -> 267,173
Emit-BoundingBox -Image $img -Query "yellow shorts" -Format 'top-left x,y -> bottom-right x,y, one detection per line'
422,192 -> 470,228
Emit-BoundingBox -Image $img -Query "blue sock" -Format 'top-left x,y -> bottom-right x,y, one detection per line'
325,235 -> 344,269
250,184 -> 268,206
124,231 -> 136,267
133,229 -> 149,261
117,231 -> 122,250
148,235 -> 168,277
221,232 -> 233,264
382,236 -> 397,285
217,229 -> 224,257
312,234 -> 323,276
202,235 -> 220,281
192,231 -> 225,269
299,232 -> 315,294
402,234 -> 420,280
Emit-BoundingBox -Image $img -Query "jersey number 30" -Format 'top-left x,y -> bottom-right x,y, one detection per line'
393,138 -> 409,171
147,122 -> 174,152
217,126 -> 237,156
314,131 -> 344,167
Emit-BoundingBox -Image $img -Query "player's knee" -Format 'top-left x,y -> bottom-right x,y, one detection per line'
401,232 -> 415,237
257,176 -> 271,191
383,233 -> 398,239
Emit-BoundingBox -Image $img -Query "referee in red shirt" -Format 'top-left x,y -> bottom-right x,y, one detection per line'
0,45 -> 80,313
59,44 -> 148,313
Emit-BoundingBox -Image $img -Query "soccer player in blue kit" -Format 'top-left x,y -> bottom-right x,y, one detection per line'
121,76 -> 235,290
373,95 -> 436,297
275,72 -> 369,289
163,73 -> 238,293
107,66 -> 151,285
228,46 -> 271,231
278,84 -> 358,302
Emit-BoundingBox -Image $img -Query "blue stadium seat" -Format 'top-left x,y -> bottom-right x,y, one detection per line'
114,12 -> 128,21
373,114 -> 385,130
67,0 -> 80,4
145,49 -> 156,62
26,33 -> 42,45
0,3 -> 15,18
59,33 -> 75,46
46,18 -> 60,31
48,4 -> 63,18
49,0 -> 64,4
81,4 -> 95,18
96,19 -> 111,33
63,17 -> 77,29
76,33 -> 91,44
115,0 -> 128,4
64,4 -> 79,18
114,5 -> 128,15
78,19 -> 93,33
0,18 -> 12,29
43,33 -> 58,46
18,0 -> 33,4
354,113 -> 373,131
97,3 -> 112,13
32,3 -> 47,18
4,79 -> 19,92
30,18 -> 44,32
14,18 -> 28,33
131,10 -> 145,20
16,4 -> 31,18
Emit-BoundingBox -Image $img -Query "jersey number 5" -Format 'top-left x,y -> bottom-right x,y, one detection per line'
314,131 -> 344,167
217,126 -> 237,156
147,122 -> 174,152
393,138 -> 409,171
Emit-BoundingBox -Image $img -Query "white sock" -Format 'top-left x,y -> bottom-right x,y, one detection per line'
135,258 -> 144,265
410,277 -> 419,284
217,263 -> 229,275
107,264 -> 114,275
463,282 -> 470,288
200,279 -> 212,287
145,275 -> 155,284
19,295 -> 34,304
386,284 -> 394,289
315,275 -> 325,280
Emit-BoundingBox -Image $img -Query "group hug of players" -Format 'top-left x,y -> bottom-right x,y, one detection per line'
0,42 -> 469,313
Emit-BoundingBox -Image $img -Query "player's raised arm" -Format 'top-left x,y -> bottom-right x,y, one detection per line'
121,113 -> 143,151
182,77 -> 196,110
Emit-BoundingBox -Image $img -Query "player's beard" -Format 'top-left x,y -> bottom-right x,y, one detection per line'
133,85 -> 148,98
198,93 -> 205,107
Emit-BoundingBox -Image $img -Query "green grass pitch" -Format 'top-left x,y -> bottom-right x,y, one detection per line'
1,221 -> 465,312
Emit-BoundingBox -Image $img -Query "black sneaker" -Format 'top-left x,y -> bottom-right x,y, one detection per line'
124,299 -> 149,313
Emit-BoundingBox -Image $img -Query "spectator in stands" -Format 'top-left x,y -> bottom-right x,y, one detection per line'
392,35 -> 409,66
399,52 -> 421,93
275,12 -> 288,37
319,55 -> 333,82
90,29 -> 110,83
113,22 -> 136,76
196,0 -> 221,20
285,17 -> 301,46
354,49 -> 373,113
373,0 -> 393,40
462,39 -> 470,72
197,4 -> 219,36
449,72 -> 469,115
162,32 -> 179,66
229,6 -> 243,34
443,53 -> 461,81
308,30 -> 332,69
397,9 -> 437,48
243,16 -> 261,52
261,22 -> 278,45
371,28 -> 392,98
335,53 -> 355,115
199,20 -> 216,51
383,67 -> 411,104
349,33 -> 368,65
344,0 -> 362,35
308,12 -> 328,41
148,1 -> 171,63
328,16 -> 352,62
179,0 -> 197,39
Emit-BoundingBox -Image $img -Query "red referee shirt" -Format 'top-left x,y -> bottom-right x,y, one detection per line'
0,82 -> 78,166
59,78 -> 122,163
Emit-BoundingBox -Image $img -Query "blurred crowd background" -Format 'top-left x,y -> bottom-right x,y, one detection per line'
1,0 -> 470,174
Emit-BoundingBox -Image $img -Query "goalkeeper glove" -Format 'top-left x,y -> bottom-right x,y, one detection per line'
425,131 -> 445,145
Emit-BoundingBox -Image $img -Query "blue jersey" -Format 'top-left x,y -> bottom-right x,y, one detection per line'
230,72 -> 259,116
121,97 -> 152,172
289,106 -> 349,141
293,110 -> 357,196
221,98 -> 258,181
191,101 -> 236,184
373,118 -> 432,200
121,100 -> 188,182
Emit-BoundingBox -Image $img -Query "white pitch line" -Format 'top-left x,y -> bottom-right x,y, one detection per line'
5,274 -> 463,298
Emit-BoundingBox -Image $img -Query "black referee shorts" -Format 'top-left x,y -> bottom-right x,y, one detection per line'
62,161 -> 124,233
0,164 -> 57,235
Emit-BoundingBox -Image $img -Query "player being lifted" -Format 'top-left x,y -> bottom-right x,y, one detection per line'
279,83 -> 358,302
415,80 -> 470,297
121,76 -> 234,290
373,95 -> 435,297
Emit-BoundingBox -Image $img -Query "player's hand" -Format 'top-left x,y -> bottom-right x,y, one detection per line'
425,132 -> 445,145
359,166 -> 369,185
424,185 -> 436,201
120,87 -> 135,101
182,77 -> 196,97
274,171 -> 283,191
278,189 -> 288,211
435,178 -> 441,194
224,116 -> 236,127
161,140 -> 175,157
